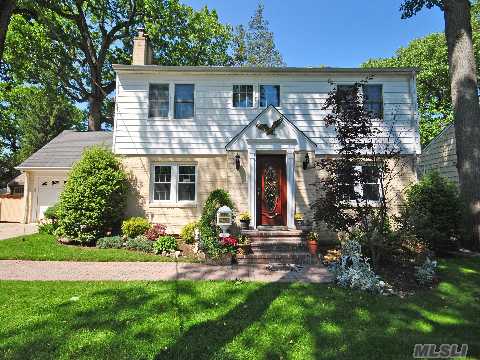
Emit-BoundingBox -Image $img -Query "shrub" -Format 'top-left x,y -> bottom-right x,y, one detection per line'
198,189 -> 235,258
219,235 -> 238,255
329,240 -> 390,294
121,217 -> 151,238
180,221 -> 198,244
402,171 -> 461,254
43,204 -> 59,222
38,222 -> 57,235
144,223 -> 167,241
153,235 -> 178,254
415,257 -> 437,286
56,146 -> 129,244
96,236 -> 124,249
124,235 -> 154,253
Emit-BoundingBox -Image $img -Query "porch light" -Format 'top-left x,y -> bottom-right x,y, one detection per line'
303,153 -> 310,170
235,153 -> 241,170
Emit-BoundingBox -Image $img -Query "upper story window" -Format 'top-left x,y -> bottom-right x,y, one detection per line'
174,84 -> 194,119
233,85 -> 254,108
363,84 -> 383,118
148,84 -> 169,118
260,85 -> 280,107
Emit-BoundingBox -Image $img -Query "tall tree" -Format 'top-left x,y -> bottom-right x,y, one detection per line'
0,0 -> 16,62
232,4 -> 285,66
4,0 -> 232,131
0,83 -> 84,187
401,0 -> 480,250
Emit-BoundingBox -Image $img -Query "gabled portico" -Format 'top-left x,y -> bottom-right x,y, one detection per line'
226,105 -> 317,229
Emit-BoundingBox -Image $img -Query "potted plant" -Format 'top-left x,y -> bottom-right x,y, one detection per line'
239,211 -> 251,230
307,231 -> 319,256
294,213 -> 304,229
237,234 -> 251,255
219,234 -> 238,264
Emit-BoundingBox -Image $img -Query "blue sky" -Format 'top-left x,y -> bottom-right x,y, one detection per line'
184,0 -> 444,67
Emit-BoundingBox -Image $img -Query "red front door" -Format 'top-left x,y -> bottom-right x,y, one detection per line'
257,155 -> 287,226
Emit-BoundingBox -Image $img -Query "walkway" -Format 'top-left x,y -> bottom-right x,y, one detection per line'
0,223 -> 37,240
0,260 -> 332,283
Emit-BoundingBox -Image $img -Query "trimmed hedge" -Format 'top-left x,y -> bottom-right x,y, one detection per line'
122,217 -> 151,238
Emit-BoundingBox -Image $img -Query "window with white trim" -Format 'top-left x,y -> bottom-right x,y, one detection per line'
260,85 -> 280,107
338,164 -> 381,202
151,164 -> 197,203
362,84 -> 383,118
148,84 -> 169,118
232,85 -> 254,107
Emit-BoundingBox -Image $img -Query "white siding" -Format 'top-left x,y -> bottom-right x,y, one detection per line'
113,71 -> 420,155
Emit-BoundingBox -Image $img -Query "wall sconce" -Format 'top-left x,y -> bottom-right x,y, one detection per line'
303,153 -> 310,170
235,153 -> 241,170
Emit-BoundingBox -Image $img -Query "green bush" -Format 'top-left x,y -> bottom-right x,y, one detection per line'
96,236 -> 124,249
38,223 -> 57,235
57,146 -> 129,244
43,204 -> 59,222
180,221 -> 198,244
198,189 -> 235,258
124,235 -> 154,253
121,217 -> 151,238
402,171 -> 461,254
153,235 -> 178,254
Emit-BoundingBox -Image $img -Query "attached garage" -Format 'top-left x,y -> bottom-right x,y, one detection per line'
16,130 -> 112,223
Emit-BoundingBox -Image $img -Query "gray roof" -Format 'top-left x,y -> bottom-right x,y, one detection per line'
17,130 -> 113,169
113,64 -> 418,75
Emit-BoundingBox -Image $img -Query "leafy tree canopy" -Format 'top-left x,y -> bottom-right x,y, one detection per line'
232,4 -> 285,67
363,4 -> 480,146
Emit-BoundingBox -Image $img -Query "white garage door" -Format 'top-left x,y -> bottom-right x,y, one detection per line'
36,176 -> 67,221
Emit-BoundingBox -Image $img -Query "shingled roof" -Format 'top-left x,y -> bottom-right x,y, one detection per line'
16,130 -> 113,169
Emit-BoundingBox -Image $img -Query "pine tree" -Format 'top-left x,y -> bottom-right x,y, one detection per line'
233,4 -> 285,67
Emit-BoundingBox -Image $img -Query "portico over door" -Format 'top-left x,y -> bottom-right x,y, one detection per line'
256,154 -> 287,226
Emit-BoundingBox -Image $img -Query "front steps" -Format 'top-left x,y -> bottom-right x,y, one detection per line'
237,228 -> 315,265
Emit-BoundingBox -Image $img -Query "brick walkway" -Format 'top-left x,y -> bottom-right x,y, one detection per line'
0,260 -> 332,283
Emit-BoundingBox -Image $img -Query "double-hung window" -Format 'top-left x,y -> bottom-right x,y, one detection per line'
174,84 -> 195,119
148,84 -> 169,118
338,164 -> 381,203
233,85 -> 254,107
362,84 -> 383,118
152,164 -> 197,203
260,85 -> 280,107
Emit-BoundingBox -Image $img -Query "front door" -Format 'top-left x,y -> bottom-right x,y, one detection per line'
256,155 -> 287,226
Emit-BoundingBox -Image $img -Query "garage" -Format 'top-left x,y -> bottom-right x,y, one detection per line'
15,130 -> 113,223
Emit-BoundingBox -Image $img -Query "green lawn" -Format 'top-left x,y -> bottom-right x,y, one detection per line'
0,258 -> 479,359
0,233 -> 194,262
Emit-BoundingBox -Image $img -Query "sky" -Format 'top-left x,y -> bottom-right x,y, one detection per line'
183,0 -> 445,67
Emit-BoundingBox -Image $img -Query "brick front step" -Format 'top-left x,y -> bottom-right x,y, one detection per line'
241,230 -> 303,238
250,241 -> 306,252
236,252 -> 314,265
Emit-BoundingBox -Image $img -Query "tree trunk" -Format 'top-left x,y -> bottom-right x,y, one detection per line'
444,0 -> 480,250
0,0 -> 16,62
88,93 -> 102,131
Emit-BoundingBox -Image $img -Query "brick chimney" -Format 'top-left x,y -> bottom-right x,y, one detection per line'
132,28 -> 152,65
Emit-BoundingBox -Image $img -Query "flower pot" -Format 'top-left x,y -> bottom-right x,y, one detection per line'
294,220 -> 304,230
240,220 -> 250,230
307,239 -> 318,256
237,243 -> 251,255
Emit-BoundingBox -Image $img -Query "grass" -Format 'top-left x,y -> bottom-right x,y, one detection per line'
0,257 -> 479,359
0,233 -> 195,262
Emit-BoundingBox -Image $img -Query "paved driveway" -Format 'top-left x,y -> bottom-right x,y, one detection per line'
0,223 -> 37,240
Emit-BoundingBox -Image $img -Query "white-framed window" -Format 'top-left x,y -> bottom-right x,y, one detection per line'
232,85 -> 254,108
362,84 -> 383,118
151,164 -> 197,203
174,84 -> 195,119
338,164 -> 381,203
259,85 -> 280,107
148,83 -> 169,118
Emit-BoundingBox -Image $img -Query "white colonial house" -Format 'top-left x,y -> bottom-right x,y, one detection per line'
17,31 -> 420,240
